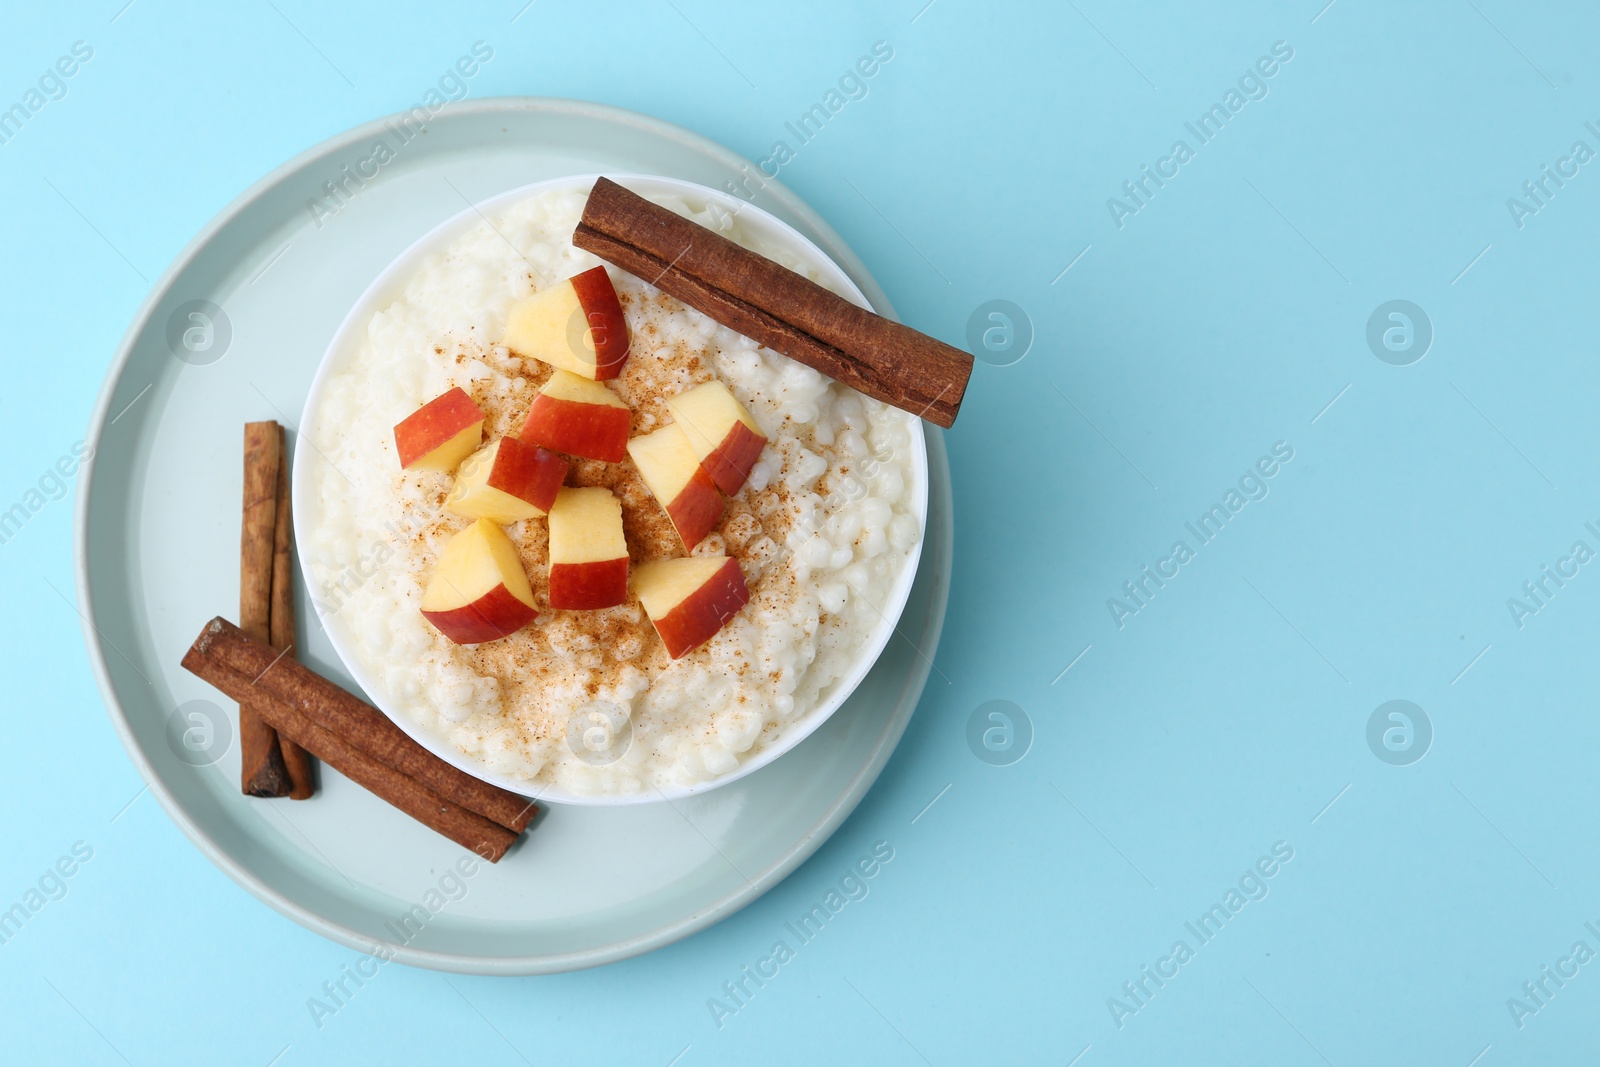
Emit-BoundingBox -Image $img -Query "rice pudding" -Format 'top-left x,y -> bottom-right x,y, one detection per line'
303,183 -> 922,797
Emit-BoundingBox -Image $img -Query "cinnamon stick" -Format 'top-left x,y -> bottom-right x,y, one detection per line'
189,617 -> 536,834
183,624 -> 517,860
270,424 -> 315,800
240,422 -> 291,797
572,177 -> 973,428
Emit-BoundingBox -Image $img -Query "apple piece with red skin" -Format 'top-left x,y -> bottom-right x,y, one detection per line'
633,556 -> 750,659
503,266 -> 630,380
520,369 -> 632,462
626,425 -> 724,551
445,437 -> 569,523
665,381 -> 768,494
394,387 -> 485,471
420,519 -> 538,644
547,486 -> 629,610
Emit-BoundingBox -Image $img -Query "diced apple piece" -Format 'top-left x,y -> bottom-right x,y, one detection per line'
633,556 -> 750,659
666,381 -> 768,494
626,425 -> 724,551
547,486 -> 628,609
520,370 -> 632,462
445,438 -> 569,524
420,519 -> 538,644
503,266 -> 630,380
393,387 -> 484,471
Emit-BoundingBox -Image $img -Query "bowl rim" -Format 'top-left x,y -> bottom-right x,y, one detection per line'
293,171 -> 930,807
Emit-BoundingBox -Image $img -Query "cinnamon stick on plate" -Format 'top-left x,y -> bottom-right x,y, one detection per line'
240,422 -> 292,797
183,621 -> 518,860
184,617 -> 536,836
572,177 -> 974,428
269,424 -> 316,800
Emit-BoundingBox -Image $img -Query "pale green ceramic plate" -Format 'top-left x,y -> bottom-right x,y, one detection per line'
75,98 -> 952,974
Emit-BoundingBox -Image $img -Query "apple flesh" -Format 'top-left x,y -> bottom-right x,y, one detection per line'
445,437 -> 569,523
547,486 -> 629,609
626,424 -> 724,551
394,387 -> 485,471
420,519 -> 538,644
666,381 -> 767,494
633,556 -> 750,659
503,266 -> 630,380
520,369 -> 632,462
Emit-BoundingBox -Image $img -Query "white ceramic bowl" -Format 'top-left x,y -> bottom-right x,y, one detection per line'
294,173 -> 928,806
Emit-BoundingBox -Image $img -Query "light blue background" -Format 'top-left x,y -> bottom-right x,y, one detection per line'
4,0 -> 1597,1062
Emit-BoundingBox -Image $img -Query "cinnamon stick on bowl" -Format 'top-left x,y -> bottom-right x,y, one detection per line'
572,177 -> 974,429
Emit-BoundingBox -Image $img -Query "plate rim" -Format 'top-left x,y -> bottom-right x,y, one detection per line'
294,170 -> 929,806
73,96 -> 952,974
